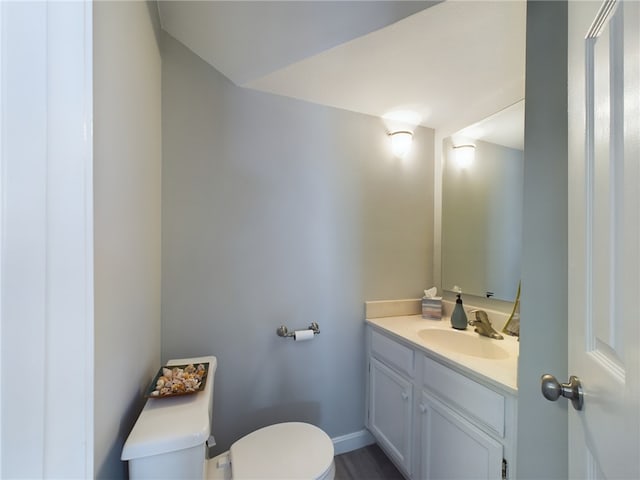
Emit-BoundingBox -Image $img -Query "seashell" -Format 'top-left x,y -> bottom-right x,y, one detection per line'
172,382 -> 185,393
184,378 -> 196,388
151,364 -> 207,397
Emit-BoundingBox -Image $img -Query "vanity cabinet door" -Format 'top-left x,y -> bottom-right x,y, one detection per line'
419,390 -> 503,479
369,357 -> 413,475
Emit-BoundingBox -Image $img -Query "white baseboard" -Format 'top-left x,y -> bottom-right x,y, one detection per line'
331,429 -> 375,455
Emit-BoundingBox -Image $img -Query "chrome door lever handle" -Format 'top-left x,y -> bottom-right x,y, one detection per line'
541,374 -> 584,411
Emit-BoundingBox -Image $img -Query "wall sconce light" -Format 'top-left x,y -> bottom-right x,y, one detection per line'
453,144 -> 475,168
389,130 -> 413,158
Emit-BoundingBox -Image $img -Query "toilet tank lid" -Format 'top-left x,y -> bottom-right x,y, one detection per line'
121,356 -> 217,461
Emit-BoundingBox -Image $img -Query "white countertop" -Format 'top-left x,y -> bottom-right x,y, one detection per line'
366,315 -> 518,395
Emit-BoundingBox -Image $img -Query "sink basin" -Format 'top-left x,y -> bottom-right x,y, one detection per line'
417,329 -> 510,359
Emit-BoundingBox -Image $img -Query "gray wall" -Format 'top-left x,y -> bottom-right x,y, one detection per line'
93,2 -> 162,478
517,1 -> 568,478
161,33 -> 435,454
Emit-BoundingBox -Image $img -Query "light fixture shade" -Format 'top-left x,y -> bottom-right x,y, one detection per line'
390,131 -> 413,158
389,130 -> 413,158
453,144 -> 475,168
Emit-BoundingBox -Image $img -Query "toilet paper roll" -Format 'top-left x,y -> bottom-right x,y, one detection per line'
293,329 -> 314,342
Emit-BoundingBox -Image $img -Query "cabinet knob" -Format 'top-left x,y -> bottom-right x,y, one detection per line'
401,391 -> 409,401
419,403 -> 427,414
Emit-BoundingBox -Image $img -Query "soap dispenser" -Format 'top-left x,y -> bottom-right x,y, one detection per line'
451,293 -> 468,330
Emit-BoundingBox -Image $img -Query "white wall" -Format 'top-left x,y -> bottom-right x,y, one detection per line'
93,2 -> 162,478
161,33 -> 435,454
517,1 -> 568,478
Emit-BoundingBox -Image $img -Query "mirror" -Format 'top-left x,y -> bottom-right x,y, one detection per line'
441,100 -> 525,301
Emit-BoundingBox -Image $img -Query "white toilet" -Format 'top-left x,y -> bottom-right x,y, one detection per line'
121,356 -> 335,480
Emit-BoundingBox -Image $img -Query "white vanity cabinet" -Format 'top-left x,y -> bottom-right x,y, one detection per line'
418,390 -> 503,479
418,354 -> 508,479
367,329 -> 415,476
366,324 -> 517,480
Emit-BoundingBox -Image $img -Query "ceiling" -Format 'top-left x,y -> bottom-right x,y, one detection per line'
453,100 -> 525,150
158,1 -> 526,138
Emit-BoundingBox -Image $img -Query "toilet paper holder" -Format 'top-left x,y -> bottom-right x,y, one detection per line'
276,322 -> 320,338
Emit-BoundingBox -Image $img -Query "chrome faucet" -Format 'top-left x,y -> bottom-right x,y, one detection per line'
468,310 -> 504,340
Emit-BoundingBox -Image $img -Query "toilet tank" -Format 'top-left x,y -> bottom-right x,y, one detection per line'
122,356 -> 217,479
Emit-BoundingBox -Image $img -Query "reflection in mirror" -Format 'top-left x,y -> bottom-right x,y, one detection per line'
442,100 -> 524,302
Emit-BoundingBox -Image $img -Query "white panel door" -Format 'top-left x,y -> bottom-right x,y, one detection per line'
0,1 -> 94,477
567,0 -> 640,478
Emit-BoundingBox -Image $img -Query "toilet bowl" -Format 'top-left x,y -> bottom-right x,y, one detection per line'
122,356 -> 335,480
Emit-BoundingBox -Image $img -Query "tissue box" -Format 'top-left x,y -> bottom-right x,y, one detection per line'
422,297 -> 442,320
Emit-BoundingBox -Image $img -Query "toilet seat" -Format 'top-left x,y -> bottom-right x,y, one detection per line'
230,422 -> 334,480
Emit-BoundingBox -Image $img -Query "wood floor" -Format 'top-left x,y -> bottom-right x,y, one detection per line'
334,444 -> 405,480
